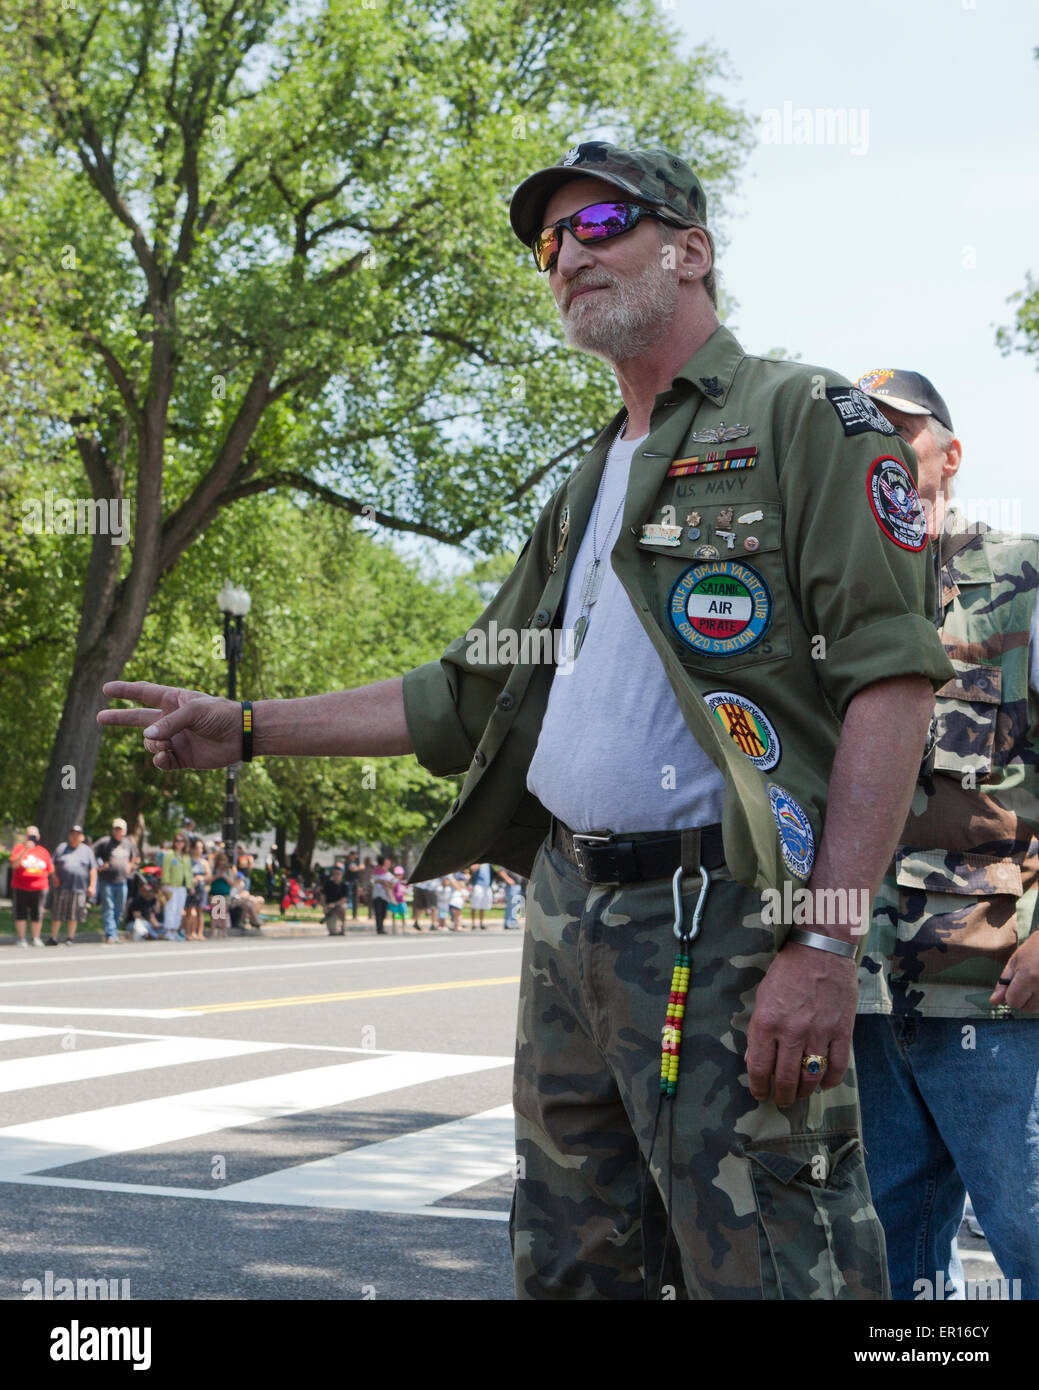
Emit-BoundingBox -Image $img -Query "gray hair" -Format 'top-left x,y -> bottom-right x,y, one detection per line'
926,417 -> 956,499
927,417 -> 955,452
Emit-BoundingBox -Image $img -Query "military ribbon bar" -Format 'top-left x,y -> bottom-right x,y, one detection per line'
667,447 -> 758,478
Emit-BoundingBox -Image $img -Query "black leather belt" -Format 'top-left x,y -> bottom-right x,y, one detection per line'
551,819 -> 725,885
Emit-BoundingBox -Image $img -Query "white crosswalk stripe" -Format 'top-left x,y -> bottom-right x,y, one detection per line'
0,1035 -> 283,1095
0,1024 -> 70,1044
0,1029 -> 514,1220
212,1106 -> 515,1219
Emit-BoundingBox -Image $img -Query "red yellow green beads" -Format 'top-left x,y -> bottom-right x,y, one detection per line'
660,948 -> 691,1097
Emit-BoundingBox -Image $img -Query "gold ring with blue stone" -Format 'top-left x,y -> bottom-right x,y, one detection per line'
801,1053 -> 828,1076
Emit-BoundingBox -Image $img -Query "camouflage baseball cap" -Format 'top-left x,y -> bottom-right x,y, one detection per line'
509,141 -> 707,248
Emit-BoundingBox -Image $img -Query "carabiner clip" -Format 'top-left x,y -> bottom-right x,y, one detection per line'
672,863 -> 710,942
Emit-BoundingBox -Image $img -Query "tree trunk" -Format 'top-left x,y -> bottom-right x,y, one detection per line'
35,619 -> 146,849
294,807 -> 321,880
119,786 -> 150,852
35,395 -> 166,849
274,824 -> 287,868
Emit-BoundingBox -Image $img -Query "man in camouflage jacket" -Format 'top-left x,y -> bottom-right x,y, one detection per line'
853,369 -> 1039,1300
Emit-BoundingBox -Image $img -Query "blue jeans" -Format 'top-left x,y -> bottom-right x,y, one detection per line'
99,880 -> 128,941
504,882 -> 521,929
855,1014 -> 1039,1299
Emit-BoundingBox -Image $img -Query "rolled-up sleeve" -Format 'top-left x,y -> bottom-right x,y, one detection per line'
776,376 -> 954,716
402,660 -> 476,777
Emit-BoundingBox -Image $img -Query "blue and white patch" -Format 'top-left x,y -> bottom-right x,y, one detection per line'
767,783 -> 815,880
668,560 -> 772,657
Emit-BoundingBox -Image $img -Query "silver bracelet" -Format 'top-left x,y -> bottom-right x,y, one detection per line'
785,928 -> 857,959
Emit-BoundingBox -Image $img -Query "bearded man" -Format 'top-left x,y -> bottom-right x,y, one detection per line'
100,143 -> 953,1300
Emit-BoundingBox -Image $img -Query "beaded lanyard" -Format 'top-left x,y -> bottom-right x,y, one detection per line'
643,860 -> 712,1299
660,864 -> 710,1096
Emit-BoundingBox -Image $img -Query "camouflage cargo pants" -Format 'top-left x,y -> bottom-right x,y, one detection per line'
510,838 -> 889,1300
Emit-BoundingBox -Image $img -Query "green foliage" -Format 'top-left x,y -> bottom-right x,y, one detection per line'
1,0 -> 750,549
997,271 -> 1039,364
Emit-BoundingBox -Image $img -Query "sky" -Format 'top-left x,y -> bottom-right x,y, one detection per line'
681,0 -> 1039,531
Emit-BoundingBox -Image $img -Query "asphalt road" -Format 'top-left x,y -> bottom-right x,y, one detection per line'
0,928 -> 522,1301
0,925 -> 1006,1302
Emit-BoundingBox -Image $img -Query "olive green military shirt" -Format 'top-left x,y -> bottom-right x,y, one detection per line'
403,325 -> 954,893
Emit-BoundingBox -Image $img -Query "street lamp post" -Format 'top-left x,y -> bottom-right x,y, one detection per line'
217,582 -> 251,870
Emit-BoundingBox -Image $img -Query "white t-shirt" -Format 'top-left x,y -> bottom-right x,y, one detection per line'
526,426 -> 726,833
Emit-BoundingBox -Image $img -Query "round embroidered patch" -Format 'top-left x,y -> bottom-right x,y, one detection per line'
668,561 -> 772,657
767,783 -> 815,880
703,691 -> 781,771
866,455 -> 927,551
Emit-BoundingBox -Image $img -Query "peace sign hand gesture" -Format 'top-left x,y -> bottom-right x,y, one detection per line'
98,682 -> 243,772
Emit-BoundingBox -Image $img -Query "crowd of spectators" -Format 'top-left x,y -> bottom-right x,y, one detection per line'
7,819 -> 271,946
7,827 -> 526,944
329,859 -> 526,935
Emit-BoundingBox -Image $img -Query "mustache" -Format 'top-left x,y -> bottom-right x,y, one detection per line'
563,275 -> 615,311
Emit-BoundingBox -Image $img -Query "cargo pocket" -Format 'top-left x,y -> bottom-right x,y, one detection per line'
932,660 -> 1001,777
744,1132 -> 887,1300
893,847 -> 1023,971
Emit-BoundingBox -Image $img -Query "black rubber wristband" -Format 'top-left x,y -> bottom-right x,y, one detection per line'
241,701 -> 253,762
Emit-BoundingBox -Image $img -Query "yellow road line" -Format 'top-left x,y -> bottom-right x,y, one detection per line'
173,975 -> 521,1015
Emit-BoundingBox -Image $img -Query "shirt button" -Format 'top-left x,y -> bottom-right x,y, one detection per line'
533,609 -> 551,628
496,692 -> 516,711
473,749 -> 486,766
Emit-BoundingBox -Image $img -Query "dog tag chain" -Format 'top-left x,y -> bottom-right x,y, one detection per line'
572,422 -> 628,660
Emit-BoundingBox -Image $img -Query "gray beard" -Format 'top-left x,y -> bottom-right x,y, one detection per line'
561,258 -> 679,363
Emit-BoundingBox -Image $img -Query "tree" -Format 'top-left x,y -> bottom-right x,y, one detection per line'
83,493 -> 482,851
0,0 -> 751,846
997,272 -> 1039,363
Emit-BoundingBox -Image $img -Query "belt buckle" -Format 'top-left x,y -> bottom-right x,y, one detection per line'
571,831 -> 612,880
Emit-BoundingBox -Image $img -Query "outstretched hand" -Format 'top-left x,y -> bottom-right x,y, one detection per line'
98,682 -> 242,771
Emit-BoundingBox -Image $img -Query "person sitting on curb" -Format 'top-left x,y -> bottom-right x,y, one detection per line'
319,864 -> 350,935
126,879 -> 164,940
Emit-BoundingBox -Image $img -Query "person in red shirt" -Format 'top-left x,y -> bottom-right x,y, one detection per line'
11,826 -> 56,948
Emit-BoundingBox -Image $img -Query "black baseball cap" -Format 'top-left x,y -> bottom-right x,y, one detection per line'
509,142 -> 706,248
854,369 -> 954,432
